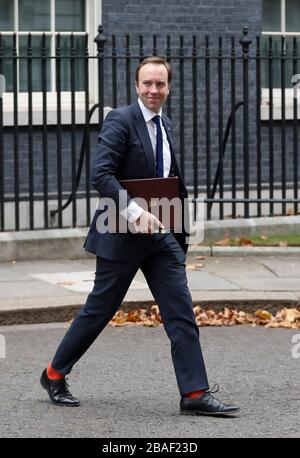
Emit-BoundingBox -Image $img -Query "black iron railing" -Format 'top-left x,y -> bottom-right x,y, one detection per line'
0,26 -> 300,231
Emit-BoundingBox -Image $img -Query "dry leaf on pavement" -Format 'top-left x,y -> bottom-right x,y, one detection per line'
186,263 -> 204,270
238,238 -> 254,246
214,238 -> 230,246
276,308 -> 300,323
108,306 -> 300,329
255,310 -> 273,320
279,240 -> 288,247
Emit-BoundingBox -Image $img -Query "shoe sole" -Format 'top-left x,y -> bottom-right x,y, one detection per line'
180,409 -> 239,417
40,374 -> 80,407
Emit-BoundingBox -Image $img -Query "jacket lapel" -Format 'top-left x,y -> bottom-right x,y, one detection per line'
162,115 -> 184,182
132,101 -> 156,176
162,115 -> 176,154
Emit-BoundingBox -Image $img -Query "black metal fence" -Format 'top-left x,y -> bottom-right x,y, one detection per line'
0,26 -> 300,232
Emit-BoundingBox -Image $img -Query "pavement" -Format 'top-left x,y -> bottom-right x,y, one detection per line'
0,247 -> 300,325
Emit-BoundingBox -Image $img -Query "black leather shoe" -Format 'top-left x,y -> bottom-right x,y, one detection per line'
40,369 -> 80,406
180,385 -> 239,417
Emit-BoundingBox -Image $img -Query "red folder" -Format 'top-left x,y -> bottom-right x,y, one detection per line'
119,176 -> 181,230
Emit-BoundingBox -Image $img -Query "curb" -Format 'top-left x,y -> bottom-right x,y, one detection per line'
188,246 -> 300,257
0,295 -> 299,326
2,215 -> 300,262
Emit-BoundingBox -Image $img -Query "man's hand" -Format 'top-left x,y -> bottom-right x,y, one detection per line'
133,210 -> 164,234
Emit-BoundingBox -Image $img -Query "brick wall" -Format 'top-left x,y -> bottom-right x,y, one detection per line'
100,0 -> 300,192
101,0 -> 264,188
102,0 -> 261,36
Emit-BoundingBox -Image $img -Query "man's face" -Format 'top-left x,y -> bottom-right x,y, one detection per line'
135,63 -> 170,113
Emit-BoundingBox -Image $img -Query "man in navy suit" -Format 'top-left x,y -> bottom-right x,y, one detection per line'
40,57 -> 238,416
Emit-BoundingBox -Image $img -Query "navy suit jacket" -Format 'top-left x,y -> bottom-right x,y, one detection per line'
84,101 -> 189,261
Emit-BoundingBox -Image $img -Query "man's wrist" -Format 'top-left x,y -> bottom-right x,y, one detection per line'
119,200 -> 144,223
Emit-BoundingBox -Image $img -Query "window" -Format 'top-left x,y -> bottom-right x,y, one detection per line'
262,0 -> 300,88
261,0 -> 300,119
0,0 -> 102,125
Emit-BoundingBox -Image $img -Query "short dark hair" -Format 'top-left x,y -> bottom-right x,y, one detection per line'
135,56 -> 172,85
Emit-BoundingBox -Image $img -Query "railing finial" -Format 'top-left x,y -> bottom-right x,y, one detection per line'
94,25 -> 106,49
239,25 -> 252,55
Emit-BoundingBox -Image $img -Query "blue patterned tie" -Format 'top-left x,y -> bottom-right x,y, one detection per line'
152,115 -> 164,178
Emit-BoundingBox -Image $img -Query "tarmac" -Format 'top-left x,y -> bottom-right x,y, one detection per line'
1,322 -> 299,438
0,246 -> 300,325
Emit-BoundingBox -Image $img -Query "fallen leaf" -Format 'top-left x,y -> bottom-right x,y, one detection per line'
239,238 -> 254,246
279,240 -> 288,247
143,319 -> 159,327
126,311 -> 143,322
151,305 -> 160,315
255,310 -> 273,320
214,238 -> 230,246
277,308 -> 300,323
210,318 -> 223,326
107,306 -> 300,329
195,256 -> 206,260
234,316 -> 247,324
266,320 -> 298,329
265,321 -> 282,328
186,263 -> 204,270
206,310 -> 216,319
223,307 -> 232,319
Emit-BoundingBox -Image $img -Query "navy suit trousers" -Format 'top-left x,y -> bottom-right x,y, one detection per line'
51,233 -> 209,395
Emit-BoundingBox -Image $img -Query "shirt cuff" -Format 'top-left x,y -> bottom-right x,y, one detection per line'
119,200 -> 145,223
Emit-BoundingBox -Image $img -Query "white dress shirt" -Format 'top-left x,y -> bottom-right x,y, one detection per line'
120,98 -> 172,223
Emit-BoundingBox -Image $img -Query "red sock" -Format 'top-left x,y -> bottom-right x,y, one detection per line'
47,363 -> 64,380
184,390 -> 206,399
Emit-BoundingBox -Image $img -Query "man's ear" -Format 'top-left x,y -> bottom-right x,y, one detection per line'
135,81 -> 139,95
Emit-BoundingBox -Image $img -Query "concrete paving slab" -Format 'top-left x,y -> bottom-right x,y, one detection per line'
7,259 -> 95,274
232,277 -> 300,291
210,246 -> 300,257
30,271 -> 148,294
262,258 -> 300,277
191,290 -> 299,303
192,257 -> 276,278
29,271 -> 95,293
0,279 -> 74,299
124,288 -> 154,302
0,294 -> 86,311
0,266 -> 29,282
187,271 -> 241,291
